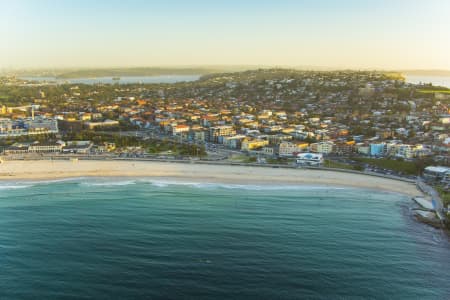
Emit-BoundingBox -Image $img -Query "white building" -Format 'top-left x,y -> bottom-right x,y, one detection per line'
423,166 -> 450,183
85,119 -> 119,129
0,116 -> 58,138
296,153 -> 324,166
28,141 -> 64,153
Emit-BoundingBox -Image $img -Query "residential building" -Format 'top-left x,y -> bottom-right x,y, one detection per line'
208,125 -> 236,143
278,141 -> 300,157
370,143 -> 385,156
241,138 -> 269,151
310,141 -> 334,154
223,135 -> 246,149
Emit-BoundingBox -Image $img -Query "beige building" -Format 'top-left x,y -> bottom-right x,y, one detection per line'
28,142 -> 63,153
241,138 -> 269,151
310,141 -> 334,154
278,141 -> 301,157
208,125 -> 236,143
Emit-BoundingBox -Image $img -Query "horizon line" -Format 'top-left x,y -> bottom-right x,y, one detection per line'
2,65 -> 450,73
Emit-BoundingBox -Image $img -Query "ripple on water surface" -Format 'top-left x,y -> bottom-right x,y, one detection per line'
0,179 -> 449,299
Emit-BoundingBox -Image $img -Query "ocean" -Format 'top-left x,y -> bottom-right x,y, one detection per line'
18,75 -> 201,85
19,74 -> 450,88
405,75 -> 450,88
0,178 -> 449,299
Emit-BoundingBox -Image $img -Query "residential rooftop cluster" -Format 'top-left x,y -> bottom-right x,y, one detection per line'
0,69 -> 448,164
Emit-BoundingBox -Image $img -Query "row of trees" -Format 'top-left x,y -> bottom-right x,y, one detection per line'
63,130 -> 206,156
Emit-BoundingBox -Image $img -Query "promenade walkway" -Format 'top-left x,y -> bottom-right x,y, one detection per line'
417,179 -> 445,222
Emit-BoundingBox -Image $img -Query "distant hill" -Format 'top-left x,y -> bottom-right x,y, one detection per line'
5,66 -> 263,79
401,69 -> 450,76
6,66 -> 450,78
55,67 -> 219,78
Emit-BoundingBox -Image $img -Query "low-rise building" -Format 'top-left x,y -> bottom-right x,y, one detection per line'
296,152 -> 324,166
241,138 -> 269,151
423,166 -> 450,183
85,119 -> 119,129
28,141 -> 64,153
262,146 -> 276,157
63,141 -> 93,154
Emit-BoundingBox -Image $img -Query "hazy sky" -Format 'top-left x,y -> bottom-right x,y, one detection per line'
2,0 -> 450,70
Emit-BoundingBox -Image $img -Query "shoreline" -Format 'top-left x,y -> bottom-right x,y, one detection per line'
0,159 -> 422,197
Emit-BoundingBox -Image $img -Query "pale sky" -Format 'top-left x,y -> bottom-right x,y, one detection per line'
1,0 -> 450,70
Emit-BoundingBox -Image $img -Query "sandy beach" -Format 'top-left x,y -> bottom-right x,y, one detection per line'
0,159 -> 421,196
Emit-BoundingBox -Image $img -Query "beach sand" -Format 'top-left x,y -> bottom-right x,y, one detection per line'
0,159 -> 421,196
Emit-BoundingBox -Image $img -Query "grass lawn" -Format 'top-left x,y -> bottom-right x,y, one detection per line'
228,154 -> 248,161
418,89 -> 450,94
324,160 -> 359,170
436,187 -> 450,207
352,157 -> 419,175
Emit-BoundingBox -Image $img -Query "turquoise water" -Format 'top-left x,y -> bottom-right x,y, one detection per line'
0,178 -> 449,299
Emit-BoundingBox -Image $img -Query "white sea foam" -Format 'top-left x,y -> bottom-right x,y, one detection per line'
80,180 -> 137,187
27,177 -> 87,185
0,177 -> 89,190
137,179 -> 347,191
148,181 -> 169,188
0,176 -> 350,192
0,184 -> 33,190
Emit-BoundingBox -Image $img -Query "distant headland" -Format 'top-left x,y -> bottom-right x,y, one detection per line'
4,66 -> 450,79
